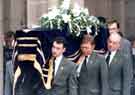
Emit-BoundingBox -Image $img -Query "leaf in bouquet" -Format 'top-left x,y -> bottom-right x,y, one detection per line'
40,17 -> 48,25
70,22 -> 80,36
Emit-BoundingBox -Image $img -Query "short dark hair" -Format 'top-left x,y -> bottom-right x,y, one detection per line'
53,36 -> 67,48
107,19 -> 120,28
81,34 -> 95,45
97,16 -> 106,24
4,31 -> 15,38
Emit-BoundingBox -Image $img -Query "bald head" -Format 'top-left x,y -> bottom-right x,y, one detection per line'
107,32 -> 121,51
109,32 -> 121,43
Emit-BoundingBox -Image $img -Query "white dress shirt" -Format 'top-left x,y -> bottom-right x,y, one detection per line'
105,51 -> 117,65
77,55 -> 90,76
54,55 -> 63,76
77,58 -> 85,75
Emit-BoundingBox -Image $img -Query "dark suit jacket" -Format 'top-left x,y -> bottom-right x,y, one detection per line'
107,50 -> 133,95
120,38 -> 132,54
120,38 -> 133,64
78,52 -> 108,95
51,57 -> 78,95
39,56 -> 78,95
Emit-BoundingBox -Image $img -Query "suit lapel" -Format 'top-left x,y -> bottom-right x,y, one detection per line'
87,52 -> 96,66
53,56 -> 65,82
85,52 -> 96,73
109,50 -> 121,66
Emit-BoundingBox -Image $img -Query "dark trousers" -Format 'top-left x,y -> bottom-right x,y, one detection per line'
14,67 -> 42,95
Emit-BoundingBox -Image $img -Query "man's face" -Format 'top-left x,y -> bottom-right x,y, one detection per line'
107,37 -> 120,51
5,36 -> 14,48
80,42 -> 94,56
108,23 -> 120,34
52,41 -> 65,57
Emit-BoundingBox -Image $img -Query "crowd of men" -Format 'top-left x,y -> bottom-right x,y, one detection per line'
4,19 -> 135,95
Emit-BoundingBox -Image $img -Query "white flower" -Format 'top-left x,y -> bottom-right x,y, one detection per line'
73,3 -> 80,10
41,14 -> 48,18
89,16 -> 96,21
48,7 -> 60,20
60,0 -> 71,9
96,19 -> 100,25
62,14 -> 71,23
48,12 -> 56,20
86,26 -> 92,34
89,16 -> 100,24
72,8 -> 81,17
83,8 -> 89,15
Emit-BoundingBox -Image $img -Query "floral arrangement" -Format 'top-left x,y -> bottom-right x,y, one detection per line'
40,0 -> 100,37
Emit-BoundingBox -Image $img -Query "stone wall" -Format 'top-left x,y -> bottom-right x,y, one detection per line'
0,0 -> 3,94
125,0 -> 135,40
27,0 -> 48,28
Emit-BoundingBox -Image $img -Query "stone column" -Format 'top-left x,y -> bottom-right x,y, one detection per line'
93,0 -> 112,18
124,0 -> 135,39
9,0 -> 27,31
27,0 -> 48,28
103,0 -> 112,18
48,0 -> 58,8
85,0 -> 112,17
0,0 -> 3,94
3,0 -> 11,33
84,0 -> 96,15
111,0 -> 126,35
9,0 -> 24,31
120,0 -> 126,34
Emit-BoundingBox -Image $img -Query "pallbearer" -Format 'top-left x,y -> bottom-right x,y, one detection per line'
77,34 -> 108,95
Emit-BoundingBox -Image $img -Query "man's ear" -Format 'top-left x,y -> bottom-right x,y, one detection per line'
118,43 -> 121,49
92,44 -> 95,50
118,28 -> 120,33
63,47 -> 66,53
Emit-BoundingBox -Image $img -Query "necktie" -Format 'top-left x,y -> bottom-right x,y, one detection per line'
80,56 -> 87,75
106,52 -> 111,65
78,56 -> 88,82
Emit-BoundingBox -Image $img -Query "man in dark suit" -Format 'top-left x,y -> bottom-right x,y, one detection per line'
106,32 -> 133,95
39,37 -> 78,95
77,34 -> 108,95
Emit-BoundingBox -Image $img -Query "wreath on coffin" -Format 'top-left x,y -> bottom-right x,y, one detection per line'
40,0 -> 101,37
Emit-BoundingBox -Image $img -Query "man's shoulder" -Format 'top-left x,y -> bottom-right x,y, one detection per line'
92,52 -> 105,60
121,37 -> 131,45
117,50 -> 129,59
90,52 -> 106,65
63,57 -> 77,67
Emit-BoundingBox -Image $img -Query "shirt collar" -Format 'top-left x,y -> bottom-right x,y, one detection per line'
106,50 -> 117,58
55,54 -> 63,63
110,50 -> 117,55
107,50 -> 117,54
